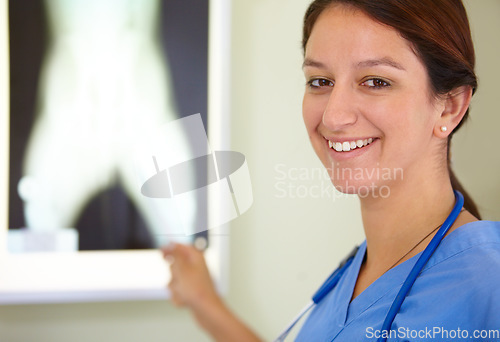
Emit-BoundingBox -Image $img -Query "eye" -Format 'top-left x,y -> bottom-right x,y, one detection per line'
307,78 -> 334,89
361,78 -> 391,89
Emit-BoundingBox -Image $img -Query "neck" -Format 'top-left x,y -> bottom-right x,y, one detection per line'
359,171 -> 456,271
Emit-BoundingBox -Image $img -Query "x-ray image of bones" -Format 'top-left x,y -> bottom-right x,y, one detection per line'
18,0 -> 198,245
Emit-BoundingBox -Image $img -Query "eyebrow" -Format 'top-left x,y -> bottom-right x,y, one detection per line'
357,57 -> 406,71
302,57 -> 406,71
302,58 -> 327,69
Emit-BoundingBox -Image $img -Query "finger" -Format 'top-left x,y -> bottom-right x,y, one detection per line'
169,258 -> 182,274
162,243 -> 185,265
162,243 -> 195,261
167,281 -> 185,307
165,255 -> 175,265
167,278 -> 176,292
161,242 -> 179,258
167,243 -> 203,265
176,243 -> 205,264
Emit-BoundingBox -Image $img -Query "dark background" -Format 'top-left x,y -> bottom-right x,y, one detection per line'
8,0 -> 209,250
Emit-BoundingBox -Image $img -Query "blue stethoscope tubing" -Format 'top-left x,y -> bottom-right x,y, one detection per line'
274,190 -> 464,342
377,190 -> 464,341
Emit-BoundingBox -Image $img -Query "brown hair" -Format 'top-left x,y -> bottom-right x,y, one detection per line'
303,0 -> 481,218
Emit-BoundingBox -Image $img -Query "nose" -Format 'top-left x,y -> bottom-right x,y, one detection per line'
322,84 -> 358,131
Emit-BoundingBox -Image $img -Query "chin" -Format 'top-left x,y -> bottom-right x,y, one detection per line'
331,179 -> 392,199
332,182 -> 363,195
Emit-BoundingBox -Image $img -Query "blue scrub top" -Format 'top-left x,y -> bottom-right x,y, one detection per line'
296,220 -> 500,341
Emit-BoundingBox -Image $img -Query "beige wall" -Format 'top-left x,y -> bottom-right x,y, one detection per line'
455,0 -> 500,221
1,1 -> 499,341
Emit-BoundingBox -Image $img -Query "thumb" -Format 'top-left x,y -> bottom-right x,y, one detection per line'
162,243 -> 201,264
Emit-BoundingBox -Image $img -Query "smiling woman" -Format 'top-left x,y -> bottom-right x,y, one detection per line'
305,9 -> 456,197
302,0 -> 480,218
161,0 -> 500,341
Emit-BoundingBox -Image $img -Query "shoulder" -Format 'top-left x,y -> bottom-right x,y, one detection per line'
424,220 -> 500,288
405,221 -> 500,328
429,220 -> 500,270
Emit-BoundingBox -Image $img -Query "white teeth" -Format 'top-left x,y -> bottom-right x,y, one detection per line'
327,138 -> 376,152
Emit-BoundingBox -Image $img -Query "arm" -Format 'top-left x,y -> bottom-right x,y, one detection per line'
162,244 -> 262,342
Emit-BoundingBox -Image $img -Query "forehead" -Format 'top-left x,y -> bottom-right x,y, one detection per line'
305,5 -> 418,68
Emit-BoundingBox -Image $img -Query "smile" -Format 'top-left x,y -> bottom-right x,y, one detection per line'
327,138 -> 375,152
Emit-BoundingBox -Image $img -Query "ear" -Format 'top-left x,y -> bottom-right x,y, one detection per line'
434,86 -> 473,138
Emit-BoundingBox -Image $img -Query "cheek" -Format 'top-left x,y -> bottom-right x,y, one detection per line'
302,94 -> 326,135
302,94 -> 331,165
372,94 -> 437,165
395,94 -> 438,142
372,93 -> 433,134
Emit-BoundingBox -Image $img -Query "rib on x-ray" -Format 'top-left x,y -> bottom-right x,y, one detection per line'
17,0 -> 197,247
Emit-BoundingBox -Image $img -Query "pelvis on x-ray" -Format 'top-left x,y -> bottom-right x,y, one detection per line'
16,0 -> 200,248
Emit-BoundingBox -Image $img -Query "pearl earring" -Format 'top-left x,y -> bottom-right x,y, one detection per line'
440,126 -> 448,132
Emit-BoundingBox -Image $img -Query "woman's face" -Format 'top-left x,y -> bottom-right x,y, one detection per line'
302,5 -> 445,195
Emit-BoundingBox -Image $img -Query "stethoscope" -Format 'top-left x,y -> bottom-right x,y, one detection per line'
274,190 -> 464,342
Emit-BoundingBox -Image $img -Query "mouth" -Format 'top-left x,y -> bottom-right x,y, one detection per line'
326,137 -> 377,152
